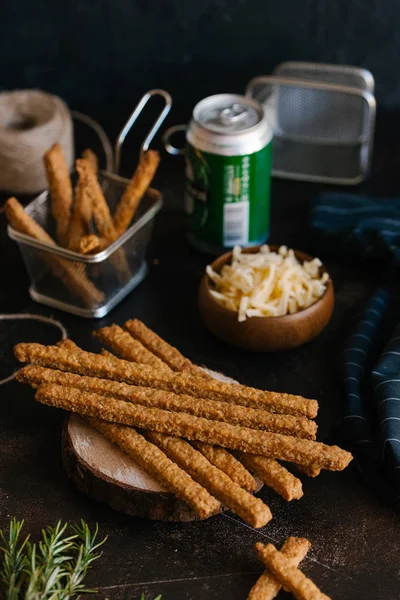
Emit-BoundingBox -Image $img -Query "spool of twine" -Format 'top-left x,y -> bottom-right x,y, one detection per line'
0,89 -> 74,194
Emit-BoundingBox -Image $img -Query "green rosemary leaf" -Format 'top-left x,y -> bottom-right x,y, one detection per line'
0,518 -> 30,600
23,521 -> 78,600
0,519 -> 106,600
61,521 -> 107,599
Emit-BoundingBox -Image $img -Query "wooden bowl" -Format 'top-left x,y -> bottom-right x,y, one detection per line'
198,246 -> 334,352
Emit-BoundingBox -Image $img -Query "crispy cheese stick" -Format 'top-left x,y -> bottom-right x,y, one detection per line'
191,442 -> 256,491
88,418 -> 220,518
66,159 -> 93,251
43,143 -> 73,245
82,160 -> 117,244
296,464 -> 322,477
80,163 -> 131,280
113,150 -> 160,236
101,349 -> 115,358
78,235 -> 109,255
93,325 -> 171,372
248,537 -> 310,600
105,325 -> 257,491
78,234 -> 101,255
81,150 -> 98,245
32,383 -> 352,471
255,542 -> 331,600
122,320 -> 306,495
57,340 -> 81,351
5,199 -> 104,307
17,365 -> 316,438
237,453 -> 303,501
147,433 -> 271,528
14,343 -> 318,417
6,197 -> 55,246
124,319 -> 212,379
82,148 -> 98,174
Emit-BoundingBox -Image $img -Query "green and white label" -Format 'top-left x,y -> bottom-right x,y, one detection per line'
185,142 -> 272,250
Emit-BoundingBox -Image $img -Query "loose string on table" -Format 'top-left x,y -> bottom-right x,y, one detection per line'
0,313 -> 67,385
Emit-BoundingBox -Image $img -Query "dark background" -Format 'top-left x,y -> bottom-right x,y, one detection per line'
1,0 -> 399,116
2,4 -> 400,599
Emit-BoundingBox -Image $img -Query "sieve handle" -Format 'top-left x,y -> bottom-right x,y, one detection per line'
162,124 -> 187,156
114,89 -> 172,173
71,111 -> 114,172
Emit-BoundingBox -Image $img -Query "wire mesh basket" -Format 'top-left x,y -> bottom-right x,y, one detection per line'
246,63 -> 376,185
273,61 -> 375,93
7,90 -> 171,318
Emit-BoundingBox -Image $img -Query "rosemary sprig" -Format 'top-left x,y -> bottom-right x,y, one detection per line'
0,519 -> 107,600
0,520 -> 161,600
0,518 -> 30,600
63,521 -> 107,599
24,521 -> 77,600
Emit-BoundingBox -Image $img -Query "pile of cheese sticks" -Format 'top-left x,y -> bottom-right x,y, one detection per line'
5,144 -> 159,306
14,319 -> 352,529
248,536 -> 331,600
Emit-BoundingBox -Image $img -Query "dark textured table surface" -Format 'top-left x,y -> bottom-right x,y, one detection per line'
1,113 -> 400,600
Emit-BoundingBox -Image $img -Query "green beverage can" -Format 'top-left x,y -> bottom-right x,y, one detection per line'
185,94 -> 272,254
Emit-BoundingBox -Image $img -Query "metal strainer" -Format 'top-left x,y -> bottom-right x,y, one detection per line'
246,63 -> 376,185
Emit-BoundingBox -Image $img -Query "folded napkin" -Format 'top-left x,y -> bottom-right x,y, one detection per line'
311,193 -> 400,500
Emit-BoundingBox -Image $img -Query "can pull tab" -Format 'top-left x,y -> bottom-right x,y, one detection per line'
220,103 -> 248,125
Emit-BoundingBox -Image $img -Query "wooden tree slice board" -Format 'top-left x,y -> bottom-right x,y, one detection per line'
62,368 -> 263,522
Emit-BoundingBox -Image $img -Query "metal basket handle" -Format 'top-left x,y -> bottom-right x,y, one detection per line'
163,124 -> 187,156
114,89 -> 172,173
245,75 -> 376,101
71,110 -> 114,172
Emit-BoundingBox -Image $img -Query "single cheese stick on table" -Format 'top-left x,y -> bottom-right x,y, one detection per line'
255,542 -> 331,600
237,453 -> 303,501
88,418 -> 220,519
113,150 -> 160,236
94,325 -> 171,372
17,365 -> 316,439
43,143 -> 73,246
5,199 -> 104,307
192,442 -> 257,491
14,343 -> 318,418
248,537 -> 310,600
32,383 -> 352,471
147,432 -> 271,528
124,319 -> 212,379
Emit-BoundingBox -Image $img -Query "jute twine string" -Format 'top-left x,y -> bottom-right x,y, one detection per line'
0,313 -> 67,385
0,89 -> 74,194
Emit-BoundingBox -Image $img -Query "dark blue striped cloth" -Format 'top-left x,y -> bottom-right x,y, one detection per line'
311,193 -> 400,498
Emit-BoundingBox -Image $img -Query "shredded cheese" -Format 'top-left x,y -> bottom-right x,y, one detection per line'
206,245 -> 329,322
